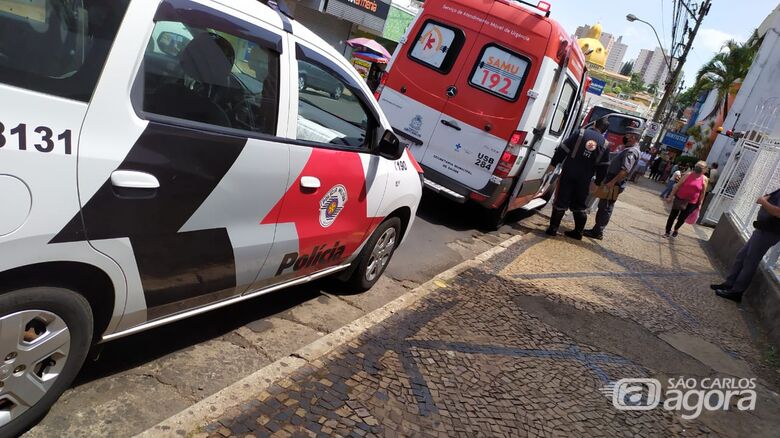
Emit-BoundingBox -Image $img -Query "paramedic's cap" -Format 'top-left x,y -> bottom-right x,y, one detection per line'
624,127 -> 643,136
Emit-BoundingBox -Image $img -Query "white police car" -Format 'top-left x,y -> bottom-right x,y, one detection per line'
0,0 -> 422,434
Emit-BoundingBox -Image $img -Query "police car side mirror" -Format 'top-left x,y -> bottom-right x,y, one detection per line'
157,32 -> 189,57
377,130 -> 403,161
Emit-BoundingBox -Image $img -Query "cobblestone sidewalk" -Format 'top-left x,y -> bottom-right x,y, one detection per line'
193,180 -> 780,438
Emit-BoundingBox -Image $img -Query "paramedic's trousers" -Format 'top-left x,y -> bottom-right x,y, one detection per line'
592,198 -> 616,234
725,229 -> 780,294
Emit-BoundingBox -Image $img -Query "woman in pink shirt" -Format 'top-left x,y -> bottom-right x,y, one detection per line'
664,161 -> 709,237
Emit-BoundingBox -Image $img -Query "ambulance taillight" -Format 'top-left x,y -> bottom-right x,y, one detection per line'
493,131 -> 528,178
374,73 -> 388,100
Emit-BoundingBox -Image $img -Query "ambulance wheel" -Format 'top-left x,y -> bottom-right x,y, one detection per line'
0,288 -> 93,437
483,201 -> 509,231
344,217 -> 401,292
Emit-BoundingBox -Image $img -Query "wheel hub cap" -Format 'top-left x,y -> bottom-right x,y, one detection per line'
366,228 -> 397,282
0,310 -> 71,427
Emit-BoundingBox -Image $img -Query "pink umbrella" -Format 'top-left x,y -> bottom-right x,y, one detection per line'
347,37 -> 391,59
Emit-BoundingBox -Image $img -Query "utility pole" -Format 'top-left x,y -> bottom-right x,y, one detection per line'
654,79 -> 685,152
650,0 -> 711,149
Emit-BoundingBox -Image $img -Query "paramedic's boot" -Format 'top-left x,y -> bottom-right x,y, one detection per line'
546,208 -> 565,236
564,211 -> 587,240
583,227 -> 604,240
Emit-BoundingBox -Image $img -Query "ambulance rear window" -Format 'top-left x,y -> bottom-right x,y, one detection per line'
408,20 -> 464,74
468,44 -> 529,101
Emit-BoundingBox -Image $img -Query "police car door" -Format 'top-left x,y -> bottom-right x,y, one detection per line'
259,37 -> 388,284
57,0 -> 292,323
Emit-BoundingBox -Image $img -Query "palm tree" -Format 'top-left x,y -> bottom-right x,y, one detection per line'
692,36 -> 760,119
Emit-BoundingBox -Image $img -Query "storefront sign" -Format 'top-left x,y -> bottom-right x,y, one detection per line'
328,0 -> 390,21
383,5 -> 414,43
351,57 -> 372,79
587,78 -> 606,96
662,131 -> 689,150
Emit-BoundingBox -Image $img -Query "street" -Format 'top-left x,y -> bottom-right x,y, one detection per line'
23,193 -> 529,437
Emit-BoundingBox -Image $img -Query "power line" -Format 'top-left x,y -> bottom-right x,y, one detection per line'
660,0 -> 668,50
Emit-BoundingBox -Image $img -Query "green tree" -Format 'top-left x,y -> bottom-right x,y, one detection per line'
692,35 -> 761,119
627,73 -> 645,93
619,60 -> 634,76
647,83 -> 659,95
677,86 -> 700,109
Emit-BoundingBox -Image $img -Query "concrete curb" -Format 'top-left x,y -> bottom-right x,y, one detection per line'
135,233 -> 527,437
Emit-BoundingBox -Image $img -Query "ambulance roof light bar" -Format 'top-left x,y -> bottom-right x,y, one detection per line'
509,0 -> 552,18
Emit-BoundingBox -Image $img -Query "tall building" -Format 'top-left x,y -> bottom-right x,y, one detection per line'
605,36 -> 627,73
632,47 -> 674,86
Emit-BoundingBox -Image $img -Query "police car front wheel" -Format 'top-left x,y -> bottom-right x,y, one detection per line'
0,288 -> 93,437
344,217 -> 401,291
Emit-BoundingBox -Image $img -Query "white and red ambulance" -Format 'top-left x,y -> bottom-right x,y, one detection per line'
377,0 -> 588,227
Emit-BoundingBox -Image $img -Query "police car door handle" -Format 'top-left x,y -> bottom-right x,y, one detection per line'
110,170 -> 160,189
440,119 -> 461,131
300,176 -> 321,189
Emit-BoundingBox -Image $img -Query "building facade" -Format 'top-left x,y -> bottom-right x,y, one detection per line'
289,0 -> 416,55
707,4 -> 780,166
632,47 -> 672,86
604,36 -> 627,73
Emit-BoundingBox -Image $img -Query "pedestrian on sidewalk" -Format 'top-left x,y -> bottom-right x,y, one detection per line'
629,150 -> 652,182
582,127 -> 642,240
649,156 -> 663,180
713,188 -> 780,302
660,165 -> 685,198
660,159 -> 674,183
664,161 -> 708,238
545,118 -> 610,239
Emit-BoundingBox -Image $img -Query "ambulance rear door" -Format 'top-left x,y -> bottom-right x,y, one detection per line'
377,0 -> 487,166
422,1 -> 549,191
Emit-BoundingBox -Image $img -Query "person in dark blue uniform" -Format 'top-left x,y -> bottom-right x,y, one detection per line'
545,119 -> 611,239
712,188 -> 780,301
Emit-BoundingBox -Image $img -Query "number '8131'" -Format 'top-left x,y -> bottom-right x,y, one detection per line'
0,121 -> 72,154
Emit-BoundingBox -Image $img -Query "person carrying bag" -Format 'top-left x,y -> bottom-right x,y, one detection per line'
664,161 -> 708,238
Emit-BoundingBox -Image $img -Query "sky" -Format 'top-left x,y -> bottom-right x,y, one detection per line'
546,0 -> 778,88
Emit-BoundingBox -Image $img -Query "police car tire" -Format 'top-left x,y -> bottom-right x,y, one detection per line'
344,217 -> 402,292
0,288 -> 93,437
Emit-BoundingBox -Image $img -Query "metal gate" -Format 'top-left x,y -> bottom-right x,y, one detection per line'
702,139 -> 760,225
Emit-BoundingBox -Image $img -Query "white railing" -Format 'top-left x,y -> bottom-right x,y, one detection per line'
723,137 -> 780,276
703,139 -> 760,225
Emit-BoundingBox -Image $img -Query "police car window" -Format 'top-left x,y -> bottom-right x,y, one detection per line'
296,59 -> 371,149
549,80 -> 577,136
408,20 -> 464,74
468,45 -> 529,101
140,21 -> 280,136
0,0 -> 130,102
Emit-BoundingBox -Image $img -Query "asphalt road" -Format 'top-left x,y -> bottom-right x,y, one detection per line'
24,191 -> 535,437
